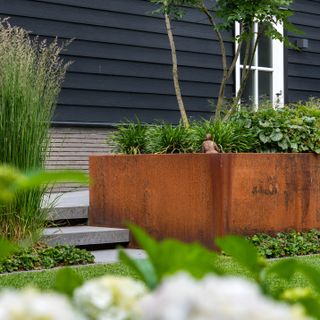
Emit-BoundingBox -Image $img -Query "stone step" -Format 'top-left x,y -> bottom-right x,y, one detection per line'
46,206 -> 88,221
43,190 -> 89,221
42,226 -> 130,247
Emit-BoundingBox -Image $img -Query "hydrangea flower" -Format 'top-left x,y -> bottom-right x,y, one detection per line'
140,273 -> 308,320
0,288 -> 79,320
74,275 -> 147,320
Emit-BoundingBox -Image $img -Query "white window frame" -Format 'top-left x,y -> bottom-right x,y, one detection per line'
235,22 -> 284,108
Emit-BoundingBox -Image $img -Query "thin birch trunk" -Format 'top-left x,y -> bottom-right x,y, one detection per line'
165,13 -> 189,128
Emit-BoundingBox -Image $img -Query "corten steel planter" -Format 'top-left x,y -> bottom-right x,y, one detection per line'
89,153 -> 320,248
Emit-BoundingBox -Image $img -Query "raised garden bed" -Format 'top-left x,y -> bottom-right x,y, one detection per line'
89,153 -> 320,248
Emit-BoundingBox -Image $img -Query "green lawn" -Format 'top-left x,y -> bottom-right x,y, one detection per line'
0,255 -> 319,291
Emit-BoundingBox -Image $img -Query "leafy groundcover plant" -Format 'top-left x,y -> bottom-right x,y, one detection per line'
248,229 -> 320,259
0,244 -> 94,273
110,102 -> 320,155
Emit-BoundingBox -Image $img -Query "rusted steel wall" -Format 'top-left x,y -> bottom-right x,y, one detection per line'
89,154 -> 320,248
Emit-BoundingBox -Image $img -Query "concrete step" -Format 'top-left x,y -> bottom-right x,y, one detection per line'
43,190 -> 89,221
46,206 -> 88,221
42,226 -> 130,247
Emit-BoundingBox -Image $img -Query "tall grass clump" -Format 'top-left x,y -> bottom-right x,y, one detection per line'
0,20 -> 69,241
190,120 -> 258,153
110,120 -> 148,154
146,123 -> 194,154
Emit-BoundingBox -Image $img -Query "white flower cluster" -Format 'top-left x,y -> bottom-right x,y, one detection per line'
140,273 -> 308,320
0,288 -> 80,320
74,275 -> 148,320
0,274 -> 309,320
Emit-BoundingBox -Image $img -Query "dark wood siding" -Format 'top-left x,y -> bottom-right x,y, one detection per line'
0,0 -> 233,124
288,0 -> 320,102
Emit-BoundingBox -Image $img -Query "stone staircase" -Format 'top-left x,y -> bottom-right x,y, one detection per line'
42,190 -> 130,249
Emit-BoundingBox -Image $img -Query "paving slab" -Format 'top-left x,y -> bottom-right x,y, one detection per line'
42,226 -> 129,246
92,249 -> 147,264
42,190 -> 89,220
42,190 -> 89,208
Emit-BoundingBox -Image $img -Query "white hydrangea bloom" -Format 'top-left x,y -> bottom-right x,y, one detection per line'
74,275 -> 147,320
140,273 -> 308,320
0,288 -> 79,320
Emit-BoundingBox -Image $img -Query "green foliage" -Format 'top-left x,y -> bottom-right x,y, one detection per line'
215,235 -> 266,279
146,123 -> 194,153
0,238 -> 19,260
233,105 -> 320,153
110,120 -> 148,154
53,268 -> 84,297
248,230 -> 320,258
190,119 -> 258,152
216,0 -> 297,42
119,225 -> 220,289
121,226 -> 320,318
111,119 -> 258,154
0,20 -> 69,241
0,165 -> 88,204
0,244 -> 94,273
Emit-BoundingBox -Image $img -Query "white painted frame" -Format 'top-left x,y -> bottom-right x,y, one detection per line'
235,22 -> 284,108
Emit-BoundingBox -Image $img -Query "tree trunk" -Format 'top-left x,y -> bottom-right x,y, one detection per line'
165,13 -> 189,128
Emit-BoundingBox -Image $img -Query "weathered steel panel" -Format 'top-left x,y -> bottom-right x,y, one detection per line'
89,154 -> 320,248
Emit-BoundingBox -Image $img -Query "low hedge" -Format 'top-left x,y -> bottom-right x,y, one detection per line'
248,229 -> 320,258
110,102 -> 320,154
0,244 -> 95,273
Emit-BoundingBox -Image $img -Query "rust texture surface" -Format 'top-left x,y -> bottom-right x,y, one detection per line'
89,154 -> 320,248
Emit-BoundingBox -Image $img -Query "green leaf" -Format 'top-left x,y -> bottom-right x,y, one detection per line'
53,268 -> 83,297
152,239 -> 221,279
125,225 -> 220,288
296,297 -> 320,319
268,259 -> 320,293
266,259 -> 299,281
22,170 -> 89,188
0,239 -> 19,260
215,236 -> 263,277
259,132 -> 270,144
278,139 -> 289,150
270,130 -> 283,142
118,249 -> 158,289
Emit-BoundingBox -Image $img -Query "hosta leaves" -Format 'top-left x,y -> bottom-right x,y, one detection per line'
259,132 -> 270,144
270,129 -> 283,142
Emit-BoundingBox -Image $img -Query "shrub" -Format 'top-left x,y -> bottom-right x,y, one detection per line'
248,229 -> 320,258
0,21 -> 69,241
0,244 -> 94,273
233,105 -> 320,153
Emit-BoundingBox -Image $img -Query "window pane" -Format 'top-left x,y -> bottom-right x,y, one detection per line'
241,69 -> 255,104
258,25 -> 272,67
240,39 -> 256,66
240,24 -> 256,66
258,71 -> 272,101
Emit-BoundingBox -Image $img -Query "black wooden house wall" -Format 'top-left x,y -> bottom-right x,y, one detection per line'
0,0 -> 319,125
288,0 -> 320,103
